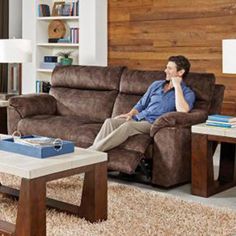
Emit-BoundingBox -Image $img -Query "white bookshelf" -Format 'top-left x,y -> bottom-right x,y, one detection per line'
22,0 -> 107,94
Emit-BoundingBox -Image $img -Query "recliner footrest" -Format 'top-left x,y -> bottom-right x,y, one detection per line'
108,148 -> 143,174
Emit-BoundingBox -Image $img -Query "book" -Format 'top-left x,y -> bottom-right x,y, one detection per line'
38,4 -> 50,17
207,114 -> 236,123
206,120 -> 236,125
206,122 -> 236,128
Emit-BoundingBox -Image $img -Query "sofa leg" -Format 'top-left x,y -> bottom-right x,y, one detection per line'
139,159 -> 152,180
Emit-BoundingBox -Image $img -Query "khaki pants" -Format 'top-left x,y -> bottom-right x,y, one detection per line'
89,118 -> 151,152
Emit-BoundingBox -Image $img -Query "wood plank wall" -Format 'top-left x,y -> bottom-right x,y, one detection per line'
108,0 -> 236,115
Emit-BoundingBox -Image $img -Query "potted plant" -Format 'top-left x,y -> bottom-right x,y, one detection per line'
57,51 -> 73,65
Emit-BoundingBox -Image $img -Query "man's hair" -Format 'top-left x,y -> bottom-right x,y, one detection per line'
168,55 -> 191,78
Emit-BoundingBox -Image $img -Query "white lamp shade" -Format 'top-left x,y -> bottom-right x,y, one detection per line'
222,39 -> 236,74
0,39 -> 32,63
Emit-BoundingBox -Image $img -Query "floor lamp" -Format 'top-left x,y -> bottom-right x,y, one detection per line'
222,39 -> 236,74
0,39 -> 32,95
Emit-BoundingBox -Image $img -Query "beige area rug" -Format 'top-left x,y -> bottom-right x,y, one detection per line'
0,174 -> 236,236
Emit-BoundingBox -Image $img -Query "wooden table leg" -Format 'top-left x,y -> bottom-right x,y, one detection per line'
218,142 -> 236,182
80,161 -> 107,222
15,178 -> 46,236
191,134 -> 215,197
192,134 -> 236,197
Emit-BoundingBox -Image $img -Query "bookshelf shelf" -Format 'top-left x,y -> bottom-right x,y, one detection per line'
37,16 -> 79,20
37,43 -> 79,47
37,69 -> 54,73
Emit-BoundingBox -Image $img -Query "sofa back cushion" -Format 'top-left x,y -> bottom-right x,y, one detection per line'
50,65 -> 125,122
112,69 -> 166,117
112,69 -> 216,117
184,72 -> 215,111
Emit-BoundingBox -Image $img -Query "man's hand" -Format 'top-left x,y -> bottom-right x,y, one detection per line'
114,113 -> 132,121
171,76 -> 182,88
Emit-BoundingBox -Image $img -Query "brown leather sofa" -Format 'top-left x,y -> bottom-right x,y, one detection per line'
7,65 -> 225,187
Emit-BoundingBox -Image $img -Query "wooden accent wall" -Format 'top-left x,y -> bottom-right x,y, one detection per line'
108,0 -> 236,115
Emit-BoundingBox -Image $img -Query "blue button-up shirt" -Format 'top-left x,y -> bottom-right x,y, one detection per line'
133,80 -> 196,124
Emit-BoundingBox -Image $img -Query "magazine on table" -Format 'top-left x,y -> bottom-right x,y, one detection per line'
14,137 -> 62,148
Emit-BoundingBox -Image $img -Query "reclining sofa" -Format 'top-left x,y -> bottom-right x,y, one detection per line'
7,65 -> 225,187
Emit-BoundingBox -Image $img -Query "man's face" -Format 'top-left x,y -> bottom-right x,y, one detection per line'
164,61 -> 182,81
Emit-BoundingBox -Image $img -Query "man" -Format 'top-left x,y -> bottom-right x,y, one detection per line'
89,55 -> 195,152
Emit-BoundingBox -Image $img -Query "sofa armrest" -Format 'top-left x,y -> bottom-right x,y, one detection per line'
150,109 -> 207,137
9,93 -> 57,119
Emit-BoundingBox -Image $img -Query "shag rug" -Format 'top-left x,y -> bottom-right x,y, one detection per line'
0,174 -> 236,236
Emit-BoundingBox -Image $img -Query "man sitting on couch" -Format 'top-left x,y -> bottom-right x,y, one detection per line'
89,55 -> 196,152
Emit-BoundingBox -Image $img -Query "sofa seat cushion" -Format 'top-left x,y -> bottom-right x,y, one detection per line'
17,115 -> 102,148
108,148 -> 143,174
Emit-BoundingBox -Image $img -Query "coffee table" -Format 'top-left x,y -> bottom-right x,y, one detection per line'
0,147 -> 107,236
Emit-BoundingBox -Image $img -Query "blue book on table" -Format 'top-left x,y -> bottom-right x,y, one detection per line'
206,122 -> 236,128
207,114 -> 236,123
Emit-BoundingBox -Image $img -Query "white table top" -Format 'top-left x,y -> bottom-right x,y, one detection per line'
192,123 -> 236,139
0,148 -> 107,179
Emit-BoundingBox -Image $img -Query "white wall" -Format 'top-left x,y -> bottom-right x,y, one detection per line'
22,0 -> 36,94
9,0 -> 22,38
8,0 -> 23,93
80,0 -> 107,66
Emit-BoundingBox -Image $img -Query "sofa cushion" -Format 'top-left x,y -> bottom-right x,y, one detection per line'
184,72 -> 215,111
50,87 -> 118,122
17,115 -> 102,148
112,94 -> 141,117
120,68 -> 165,95
51,65 -> 125,91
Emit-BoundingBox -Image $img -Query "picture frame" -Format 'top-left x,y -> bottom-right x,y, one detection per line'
52,1 -> 65,16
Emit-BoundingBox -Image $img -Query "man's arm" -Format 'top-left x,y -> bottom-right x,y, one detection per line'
172,77 -> 192,112
174,83 -> 190,112
115,108 -> 139,121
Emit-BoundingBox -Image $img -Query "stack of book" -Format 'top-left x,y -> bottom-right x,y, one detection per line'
38,4 -> 50,17
36,81 -> 51,93
70,27 -> 79,43
206,114 -> 236,128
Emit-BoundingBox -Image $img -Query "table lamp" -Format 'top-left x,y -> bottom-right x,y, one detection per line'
0,39 -> 32,95
222,39 -> 236,74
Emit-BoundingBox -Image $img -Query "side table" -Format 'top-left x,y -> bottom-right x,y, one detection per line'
191,123 -> 236,197
0,100 -> 8,134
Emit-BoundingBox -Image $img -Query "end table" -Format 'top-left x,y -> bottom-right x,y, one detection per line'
191,123 -> 236,197
0,100 -> 9,134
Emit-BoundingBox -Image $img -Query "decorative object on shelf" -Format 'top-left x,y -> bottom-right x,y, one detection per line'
62,3 -> 71,16
0,39 -> 32,95
48,20 -> 66,40
52,1 -> 65,16
57,51 -> 74,65
44,56 -> 58,63
222,39 -> 236,74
